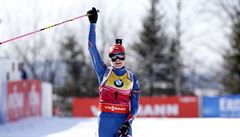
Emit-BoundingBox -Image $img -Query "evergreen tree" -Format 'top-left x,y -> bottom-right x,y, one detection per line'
132,0 -> 172,96
221,1 -> 240,93
58,34 -> 98,97
168,0 -> 186,95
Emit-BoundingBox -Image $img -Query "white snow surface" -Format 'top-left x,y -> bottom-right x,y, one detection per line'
0,117 -> 239,137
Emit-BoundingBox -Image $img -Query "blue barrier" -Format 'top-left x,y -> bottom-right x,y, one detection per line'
0,82 -> 7,124
202,95 -> 240,117
0,89 -> 2,123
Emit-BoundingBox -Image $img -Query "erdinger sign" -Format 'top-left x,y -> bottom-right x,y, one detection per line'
7,80 -> 41,122
73,96 -> 199,117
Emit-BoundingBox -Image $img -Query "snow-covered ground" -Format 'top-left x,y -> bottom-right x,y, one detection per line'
0,117 -> 239,137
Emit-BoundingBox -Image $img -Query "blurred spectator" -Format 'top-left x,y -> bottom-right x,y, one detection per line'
53,106 -> 62,116
18,63 -> 28,80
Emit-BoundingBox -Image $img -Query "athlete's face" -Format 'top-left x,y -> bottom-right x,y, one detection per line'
110,54 -> 125,68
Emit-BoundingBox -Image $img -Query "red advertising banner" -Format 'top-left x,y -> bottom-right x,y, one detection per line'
72,98 -> 98,117
26,80 -> 42,116
138,96 -> 199,117
7,80 -> 42,122
72,96 -> 199,117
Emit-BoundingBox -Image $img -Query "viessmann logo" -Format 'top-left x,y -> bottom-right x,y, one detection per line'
104,105 -> 127,111
138,104 -> 179,117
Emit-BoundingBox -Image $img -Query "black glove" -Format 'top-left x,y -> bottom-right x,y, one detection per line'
87,7 -> 98,23
118,122 -> 130,137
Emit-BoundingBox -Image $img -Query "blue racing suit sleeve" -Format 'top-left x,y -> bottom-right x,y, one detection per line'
126,75 -> 140,123
88,23 -> 107,83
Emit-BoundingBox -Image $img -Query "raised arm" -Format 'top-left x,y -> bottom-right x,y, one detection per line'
87,8 -> 106,83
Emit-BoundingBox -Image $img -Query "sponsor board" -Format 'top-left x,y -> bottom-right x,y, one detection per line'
72,98 -> 98,117
7,80 -> 42,122
138,96 -> 198,117
202,95 -> 240,117
72,96 -> 199,117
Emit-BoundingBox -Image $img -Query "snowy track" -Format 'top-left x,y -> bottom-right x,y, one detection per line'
0,117 -> 239,137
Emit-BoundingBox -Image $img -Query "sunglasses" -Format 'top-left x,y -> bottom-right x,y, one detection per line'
111,54 -> 125,62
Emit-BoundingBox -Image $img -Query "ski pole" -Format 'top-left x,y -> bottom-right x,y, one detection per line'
0,10 -> 99,46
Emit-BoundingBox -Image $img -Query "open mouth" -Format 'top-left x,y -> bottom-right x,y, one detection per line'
115,62 -> 121,65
